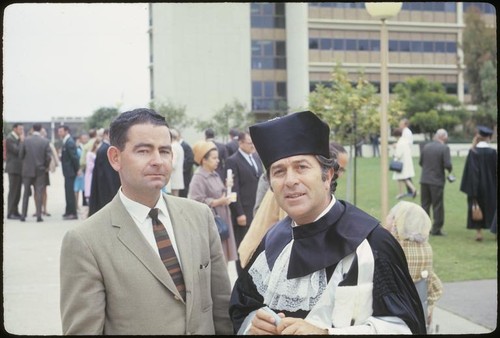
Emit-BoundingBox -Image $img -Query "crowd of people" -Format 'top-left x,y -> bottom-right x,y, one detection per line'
3,109 -> 496,335
390,118 -> 497,242
4,124 -> 121,222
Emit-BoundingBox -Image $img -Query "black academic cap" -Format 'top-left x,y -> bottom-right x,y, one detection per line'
249,111 -> 330,170
477,126 -> 493,137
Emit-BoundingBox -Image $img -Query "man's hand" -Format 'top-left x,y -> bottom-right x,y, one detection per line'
237,214 -> 247,226
247,308 -> 284,335
277,317 -> 328,335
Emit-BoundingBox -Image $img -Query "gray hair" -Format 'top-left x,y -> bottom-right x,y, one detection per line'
434,129 -> 448,141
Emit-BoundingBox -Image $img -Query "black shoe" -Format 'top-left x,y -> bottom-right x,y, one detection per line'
20,217 -> 26,222
7,214 -> 21,220
37,217 -> 44,222
431,231 -> 446,236
63,214 -> 78,220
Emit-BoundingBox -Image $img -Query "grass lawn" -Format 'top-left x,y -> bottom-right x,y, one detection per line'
334,155 -> 497,282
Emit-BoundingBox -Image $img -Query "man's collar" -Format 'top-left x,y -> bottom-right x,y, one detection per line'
238,148 -> 251,156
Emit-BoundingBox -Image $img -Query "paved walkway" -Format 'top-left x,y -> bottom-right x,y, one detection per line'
2,169 -> 496,334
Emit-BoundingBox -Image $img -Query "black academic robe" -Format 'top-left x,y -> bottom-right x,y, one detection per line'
460,147 -> 497,229
229,200 -> 426,334
88,142 -> 121,217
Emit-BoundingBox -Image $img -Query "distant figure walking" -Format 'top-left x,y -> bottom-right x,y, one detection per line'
392,128 -> 417,200
370,133 -> 380,157
58,125 -> 80,220
460,126 -> 497,241
5,123 -> 25,219
19,123 -> 51,222
419,129 -> 453,236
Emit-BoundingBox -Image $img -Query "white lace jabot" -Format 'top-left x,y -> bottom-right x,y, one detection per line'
249,240 -> 327,312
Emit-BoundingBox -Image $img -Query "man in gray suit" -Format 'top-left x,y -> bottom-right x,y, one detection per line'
5,123 -> 25,219
419,129 -> 453,236
60,108 -> 233,335
19,123 -> 52,222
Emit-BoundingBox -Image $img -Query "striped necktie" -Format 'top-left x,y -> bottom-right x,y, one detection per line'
149,208 -> 186,300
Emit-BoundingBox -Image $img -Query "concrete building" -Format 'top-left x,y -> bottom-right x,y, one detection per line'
148,2 -> 496,141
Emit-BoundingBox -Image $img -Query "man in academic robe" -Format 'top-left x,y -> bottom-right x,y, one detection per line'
88,128 -> 121,217
229,111 -> 426,335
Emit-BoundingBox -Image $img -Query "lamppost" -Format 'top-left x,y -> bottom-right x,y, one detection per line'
365,2 -> 402,223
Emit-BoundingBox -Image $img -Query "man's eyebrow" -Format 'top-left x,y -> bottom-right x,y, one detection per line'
271,158 -> 311,170
133,142 -> 154,150
132,143 -> 172,150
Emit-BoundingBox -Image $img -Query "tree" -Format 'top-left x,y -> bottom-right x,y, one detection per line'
149,101 -> 192,130
462,6 -> 497,104
194,99 -> 254,142
475,60 -> 497,124
308,64 -> 382,145
392,77 -> 464,137
85,107 -> 120,130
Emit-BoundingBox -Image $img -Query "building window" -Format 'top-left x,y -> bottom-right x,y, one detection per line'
309,38 -> 319,49
402,2 -> 456,12
252,81 -> 287,111
252,40 -> 286,69
309,36 -> 457,54
251,3 -> 285,28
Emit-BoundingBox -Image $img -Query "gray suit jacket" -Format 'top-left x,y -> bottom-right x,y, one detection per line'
60,193 -> 233,335
419,140 -> 452,187
19,133 -> 51,178
4,131 -> 23,174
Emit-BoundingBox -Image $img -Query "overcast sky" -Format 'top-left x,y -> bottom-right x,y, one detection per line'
2,3 -> 150,122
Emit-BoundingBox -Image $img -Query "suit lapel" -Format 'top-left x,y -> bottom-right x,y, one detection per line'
110,196 -> 182,300
238,152 -> 262,177
163,195 -> 196,303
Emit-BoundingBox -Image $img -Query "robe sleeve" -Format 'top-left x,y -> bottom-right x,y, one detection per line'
368,227 -> 427,334
460,151 -> 479,197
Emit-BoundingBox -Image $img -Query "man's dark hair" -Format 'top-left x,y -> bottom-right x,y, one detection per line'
88,128 -> 97,138
58,125 -> 70,133
205,128 -> 215,139
109,108 -> 168,150
229,128 -> 239,138
32,123 -> 42,132
12,123 -> 23,129
237,131 -> 249,142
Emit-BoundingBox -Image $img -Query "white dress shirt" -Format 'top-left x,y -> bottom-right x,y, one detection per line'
119,189 -> 183,269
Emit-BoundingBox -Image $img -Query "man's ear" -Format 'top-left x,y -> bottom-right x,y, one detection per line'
107,146 -> 121,171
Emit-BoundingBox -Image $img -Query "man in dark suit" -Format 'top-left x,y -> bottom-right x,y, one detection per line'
225,128 -> 239,157
419,129 -> 453,236
19,123 -> 52,222
179,130 -> 194,198
5,123 -> 25,219
205,128 -> 228,182
58,125 -> 80,220
225,131 -> 263,275
88,128 -> 121,217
